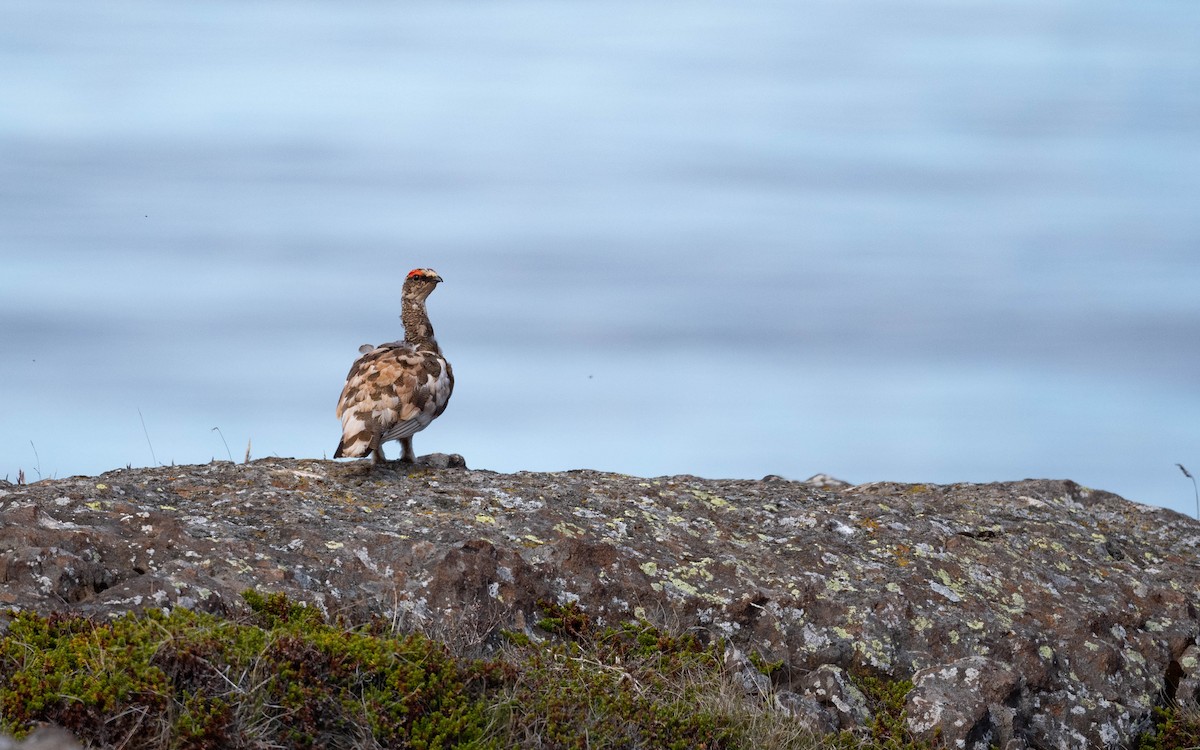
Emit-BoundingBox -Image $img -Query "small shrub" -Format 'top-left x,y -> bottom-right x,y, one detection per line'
1135,704 -> 1200,750
495,603 -> 738,749
0,599 -> 496,749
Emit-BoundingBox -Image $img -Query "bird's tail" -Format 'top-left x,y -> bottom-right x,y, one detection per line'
334,432 -> 373,458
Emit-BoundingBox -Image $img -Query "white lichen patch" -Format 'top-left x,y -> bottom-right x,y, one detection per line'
930,581 -> 962,602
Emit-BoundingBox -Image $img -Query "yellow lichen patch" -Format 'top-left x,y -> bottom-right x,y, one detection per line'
85,502 -> 102,510
853,638 -> 892,669
225,558 -> 253,574
689,489 -> 731,509
666,576 -> 701,597
325,541 -> 344,550
552,522 -> 586,538
475,514 -> 496,525
640,562 -> 658,576
671,559 -> 715,583
95,483 -> 108,490
824,576 -> 858,593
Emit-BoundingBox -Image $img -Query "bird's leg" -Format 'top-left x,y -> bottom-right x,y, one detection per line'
399,437 -> 416,463
369,434 -> 385,466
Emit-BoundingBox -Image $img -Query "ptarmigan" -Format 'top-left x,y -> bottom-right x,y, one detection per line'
334,268 -> 454,465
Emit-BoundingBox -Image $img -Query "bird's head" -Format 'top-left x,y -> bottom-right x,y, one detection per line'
403,268 -> 443,299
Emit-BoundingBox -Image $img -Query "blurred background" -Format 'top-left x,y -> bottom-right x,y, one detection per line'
2,0 -> 1198,514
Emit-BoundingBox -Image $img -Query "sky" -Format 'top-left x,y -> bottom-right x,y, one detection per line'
2,0 -> 1199,515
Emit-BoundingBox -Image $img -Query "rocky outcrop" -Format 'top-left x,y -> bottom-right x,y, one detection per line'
1,459 -> 1198,748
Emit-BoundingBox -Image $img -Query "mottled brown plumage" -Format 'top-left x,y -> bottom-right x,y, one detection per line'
335,268 -> 454,464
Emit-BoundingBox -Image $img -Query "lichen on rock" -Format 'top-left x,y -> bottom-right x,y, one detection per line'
1,459 -> 1198,748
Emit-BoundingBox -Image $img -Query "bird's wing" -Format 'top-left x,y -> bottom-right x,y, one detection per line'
336,344 -> 453,454
379,350 -> 454,441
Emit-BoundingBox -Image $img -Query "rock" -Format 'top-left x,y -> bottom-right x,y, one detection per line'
798,663 -> 873,729
418,452 -> 468,469
774,690 -> 840,734
905,656 -> 1021,749
802,473 -> 851,488
724,644 -> 772,697
0,728 -> 84,750
1176,643 -> 1200,707
1,461 -> 1198,749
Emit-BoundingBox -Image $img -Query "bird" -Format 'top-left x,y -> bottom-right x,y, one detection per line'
334,268 -> 454,465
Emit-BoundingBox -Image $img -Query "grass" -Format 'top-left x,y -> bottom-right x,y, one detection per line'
1178,464 -> 1199,519
6,594 -> 1190,749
